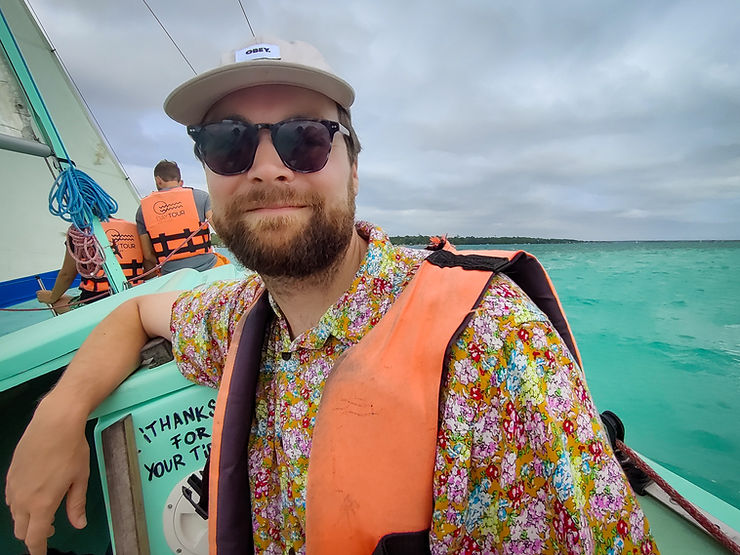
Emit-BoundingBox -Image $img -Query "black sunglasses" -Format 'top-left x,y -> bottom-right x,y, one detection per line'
187,118 -> 350,175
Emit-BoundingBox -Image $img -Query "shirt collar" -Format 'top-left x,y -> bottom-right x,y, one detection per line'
267,221 -> 427,351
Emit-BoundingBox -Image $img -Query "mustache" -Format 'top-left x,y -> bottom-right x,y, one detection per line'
222,187 -> 322,214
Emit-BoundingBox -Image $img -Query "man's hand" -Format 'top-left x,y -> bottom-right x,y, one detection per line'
36,290 -> 57,305
5,398 -> 90,555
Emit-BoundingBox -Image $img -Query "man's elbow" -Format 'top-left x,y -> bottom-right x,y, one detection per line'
136,291 -> 180,341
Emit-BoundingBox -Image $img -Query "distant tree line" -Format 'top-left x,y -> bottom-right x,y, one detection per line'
389,235 -> 582,245
213,231 -> 579,247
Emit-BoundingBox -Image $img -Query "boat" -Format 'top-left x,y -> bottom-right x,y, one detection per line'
1,0 -> 739,553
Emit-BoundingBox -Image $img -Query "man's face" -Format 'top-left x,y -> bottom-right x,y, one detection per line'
204,85 -> 359,278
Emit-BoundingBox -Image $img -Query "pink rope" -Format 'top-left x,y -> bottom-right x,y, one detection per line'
66,226 -> 105,278
617,440 -> 740,554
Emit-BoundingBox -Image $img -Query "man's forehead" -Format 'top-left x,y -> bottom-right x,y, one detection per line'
204,84 -> 339,123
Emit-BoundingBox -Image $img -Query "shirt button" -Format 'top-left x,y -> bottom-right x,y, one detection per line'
281,352 -> 291,361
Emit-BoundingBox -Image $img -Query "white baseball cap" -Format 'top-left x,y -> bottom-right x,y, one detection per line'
164,36 -> 355,125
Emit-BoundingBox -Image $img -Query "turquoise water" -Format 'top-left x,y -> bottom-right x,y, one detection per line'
461,241 -> 740,510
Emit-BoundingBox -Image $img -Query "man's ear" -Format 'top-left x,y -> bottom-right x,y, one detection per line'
154,176 -> 164,189
178,180 -> 184,186
350,162 -> 359,197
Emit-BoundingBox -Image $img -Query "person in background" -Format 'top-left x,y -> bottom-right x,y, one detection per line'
8,37 -> 657,554
36,218 -> 145,313
135,159 -> 220,274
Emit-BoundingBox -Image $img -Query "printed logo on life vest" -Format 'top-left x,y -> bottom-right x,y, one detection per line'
105,229 -> 137,250
153,200 -> 186,221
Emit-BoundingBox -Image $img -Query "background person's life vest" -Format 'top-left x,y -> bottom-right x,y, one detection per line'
199,243 -> 583,555
140,187 -> 212,264
79,218 -> 145,292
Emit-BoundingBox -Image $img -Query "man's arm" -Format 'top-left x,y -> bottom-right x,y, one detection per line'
139,233 -> 158,275
5,290 -> 180,555
135,206 -> 158,276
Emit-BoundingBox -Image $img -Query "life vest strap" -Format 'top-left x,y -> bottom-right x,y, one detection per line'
151,227 -> 211,257
209,292 -> 272,555
80,275 -> 109,293
119,259 -> 145,272
425,248 -> 516,272
372,530 -> 431,554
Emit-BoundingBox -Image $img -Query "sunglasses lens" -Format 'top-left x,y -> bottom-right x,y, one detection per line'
198,121 -> 257,175
274,120 -> 333,173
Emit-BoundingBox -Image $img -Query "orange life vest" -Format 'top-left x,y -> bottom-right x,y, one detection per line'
140,187 -> 212,264
78,218 -> 145,292
202,244 -> 582,554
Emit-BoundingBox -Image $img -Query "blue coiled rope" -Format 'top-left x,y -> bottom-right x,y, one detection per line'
48,162 -> 120,280
48,161 -> 118,230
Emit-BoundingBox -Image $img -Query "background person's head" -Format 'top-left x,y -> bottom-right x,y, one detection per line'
153,159 -> 183,190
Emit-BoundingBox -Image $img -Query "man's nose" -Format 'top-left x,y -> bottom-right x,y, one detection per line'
247,131 -> 292,183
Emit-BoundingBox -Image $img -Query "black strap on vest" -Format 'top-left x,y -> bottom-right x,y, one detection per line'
216,292 -> 271,555
372,530 -> 432,554
119,259 -> 145,273
425,249 -> 513,273
151,226 -> 211,257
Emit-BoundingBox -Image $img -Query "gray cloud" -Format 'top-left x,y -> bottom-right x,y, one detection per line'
27,0 -> 740,239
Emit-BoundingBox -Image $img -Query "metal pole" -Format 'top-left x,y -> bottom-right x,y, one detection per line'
35,274 -> 59,316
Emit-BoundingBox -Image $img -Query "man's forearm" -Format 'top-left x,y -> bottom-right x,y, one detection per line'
45,251 -> 78,303
47,268 -> 77,303
42,297 -> 151,417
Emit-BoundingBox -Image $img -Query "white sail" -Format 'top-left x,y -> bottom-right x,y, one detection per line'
0,45 -> 37,141
0,0 -> 140,282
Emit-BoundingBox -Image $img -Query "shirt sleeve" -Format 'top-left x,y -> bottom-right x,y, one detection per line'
170,276 -> 263,388
202,190 -> 212,215
192,188 -> 211,221
431,277 -> 658,554
135,206 -> 146,236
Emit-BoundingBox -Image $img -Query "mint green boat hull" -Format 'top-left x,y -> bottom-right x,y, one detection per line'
0,265 -> 239,554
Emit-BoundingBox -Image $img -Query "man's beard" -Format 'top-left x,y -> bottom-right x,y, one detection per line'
212,182 -> 356,279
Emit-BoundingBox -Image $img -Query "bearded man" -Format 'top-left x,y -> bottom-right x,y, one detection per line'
6,37 -> 657,555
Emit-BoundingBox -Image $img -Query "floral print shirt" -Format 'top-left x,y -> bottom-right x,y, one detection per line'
171,221 -> 657,554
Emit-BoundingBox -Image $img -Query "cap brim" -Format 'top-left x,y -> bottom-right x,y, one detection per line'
164,61 -> 355,125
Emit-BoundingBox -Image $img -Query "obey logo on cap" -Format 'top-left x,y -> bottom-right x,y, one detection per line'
234,43 -> 281,62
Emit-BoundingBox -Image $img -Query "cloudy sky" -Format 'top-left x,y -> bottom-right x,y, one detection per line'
26,0 -> 740,240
